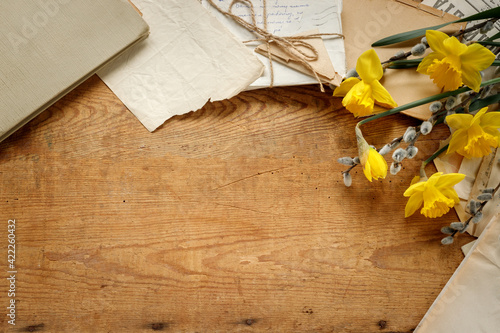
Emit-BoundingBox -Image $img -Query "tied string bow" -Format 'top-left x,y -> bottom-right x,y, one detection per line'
206,0 -> 344,92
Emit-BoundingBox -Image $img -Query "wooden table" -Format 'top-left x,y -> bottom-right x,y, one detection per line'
0,75 -> 473,332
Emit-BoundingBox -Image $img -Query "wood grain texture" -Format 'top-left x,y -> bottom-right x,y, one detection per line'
0,75 -> 474,332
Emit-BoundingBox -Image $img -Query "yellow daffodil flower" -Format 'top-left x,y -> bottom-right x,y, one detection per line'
334,49 -> 397,117
417,30 -> 495,92
446,107 -> 500,158
356,126 -> 387,182
404,172 -> 465,218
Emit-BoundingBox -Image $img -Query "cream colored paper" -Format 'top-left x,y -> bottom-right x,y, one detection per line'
0,0 -> 149,142
202,0 -> 346,89
415,213 -> 500,333
98,0 -> 264,132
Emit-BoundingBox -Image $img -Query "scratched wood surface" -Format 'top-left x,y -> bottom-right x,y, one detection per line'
0,75 -> 474,332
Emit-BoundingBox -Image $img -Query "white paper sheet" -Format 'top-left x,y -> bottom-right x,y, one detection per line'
202,0 -> 346,89
97,0 -> 264,132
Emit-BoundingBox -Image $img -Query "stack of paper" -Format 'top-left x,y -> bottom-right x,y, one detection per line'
202,0 -> 346,89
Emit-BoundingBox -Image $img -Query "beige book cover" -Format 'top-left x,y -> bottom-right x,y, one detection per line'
0,0 -> 150,142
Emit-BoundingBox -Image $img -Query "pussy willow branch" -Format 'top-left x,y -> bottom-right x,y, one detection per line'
450,180 -> 500,238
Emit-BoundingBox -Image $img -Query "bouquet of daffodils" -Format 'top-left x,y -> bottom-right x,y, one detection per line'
336,7 -> 500,244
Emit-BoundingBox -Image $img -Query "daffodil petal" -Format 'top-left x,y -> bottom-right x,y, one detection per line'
439,187 -> 460,204
461,65 -> 482,92
405,192 -> 423,217
363,162 -> 373,182
446,113 -> 473,130
434,173 -> 466,189
416,52 -> 444,74
426,30 -> 450,55
443,36 -> 468,55
403,181 -> 426,197
370,80 -> 397,108
461,43 -> 496,71
333,77 -> 360,97
447,129 -> 468,154
480,111 -> 500,128
472,107 -> 489,126
356,49 -> 383,83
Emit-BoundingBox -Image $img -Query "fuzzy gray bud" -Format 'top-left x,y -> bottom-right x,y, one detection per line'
420,121 -> 433,135
450,222 -> 465,231
338,157 -> 355,166
392,148 -> 407,162
429,101 -> 442,113
346,68 -> 358,79
353,156 -> 360,164
441,226 -> 454,235
472,212 -> 483,224
403,127 -> 417,143
411,43 -> 426,57
477,193 -> 493,201
441,236 -> 454,245
406,145 -> 418,159
482,188 -> 495,194
390,162 -> 402,175
394,50 -> 406,58
343,172 -> 352,187
421,36 -> 428,46
445,96 -> 457,110
469,199 -> 479,215
480,21 -> 494,34
378,144 -> 392,156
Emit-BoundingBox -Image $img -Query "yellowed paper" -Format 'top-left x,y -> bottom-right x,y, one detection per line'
415,213 -> 500,332
98,0 -> 264,132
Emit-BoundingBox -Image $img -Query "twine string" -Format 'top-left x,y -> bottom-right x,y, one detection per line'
206,0 -> 344,92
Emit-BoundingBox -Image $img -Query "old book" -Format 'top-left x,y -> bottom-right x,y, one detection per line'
0,0 -> 149,142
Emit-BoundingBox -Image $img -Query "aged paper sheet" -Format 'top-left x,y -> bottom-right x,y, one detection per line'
98,0 -> 264,132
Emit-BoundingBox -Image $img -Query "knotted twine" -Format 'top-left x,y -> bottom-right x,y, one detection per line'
205,0 -> 344,92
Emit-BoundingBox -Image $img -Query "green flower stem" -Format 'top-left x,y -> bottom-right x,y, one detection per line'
357,77 -> 500,127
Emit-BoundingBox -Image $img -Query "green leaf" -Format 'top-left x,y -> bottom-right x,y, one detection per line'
371,22 -> 449,47
372,7 -> 500,47
387,58 -> 423,69
470,93 -> 500,112
477,41 -> 500,46
485,31 -> 500,41
492,60 -> 500,66
455,7 -> 500,22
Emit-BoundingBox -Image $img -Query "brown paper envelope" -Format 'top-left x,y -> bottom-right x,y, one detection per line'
255,29 -> 343,88
342,0 -> 465,120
